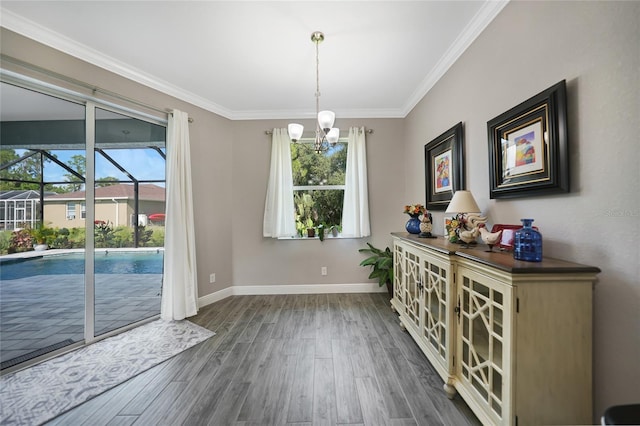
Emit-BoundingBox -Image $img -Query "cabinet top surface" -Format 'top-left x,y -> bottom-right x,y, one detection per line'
391,232 -> 601,274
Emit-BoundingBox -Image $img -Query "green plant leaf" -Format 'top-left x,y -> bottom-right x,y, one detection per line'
377,257 -> 392,269
359,256 -> 378,267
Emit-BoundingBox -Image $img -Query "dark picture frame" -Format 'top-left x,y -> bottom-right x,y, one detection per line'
487,80 -> 569,199
424,122 -> 465,210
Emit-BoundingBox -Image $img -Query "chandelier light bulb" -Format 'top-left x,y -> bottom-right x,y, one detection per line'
326,128 -> 340,144
317,110 -> 335,133
288,123 -> 304,142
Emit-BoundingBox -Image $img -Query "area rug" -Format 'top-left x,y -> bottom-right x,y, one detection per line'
0,319 -> 214,426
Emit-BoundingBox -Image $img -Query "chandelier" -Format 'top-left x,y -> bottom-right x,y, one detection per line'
288,31 -> 339,154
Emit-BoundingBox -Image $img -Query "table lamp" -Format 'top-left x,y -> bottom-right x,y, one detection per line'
445,190 -> 481,215
445,190 -> 485,244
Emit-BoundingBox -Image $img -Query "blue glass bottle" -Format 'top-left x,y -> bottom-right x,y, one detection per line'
513,219 -> 542,262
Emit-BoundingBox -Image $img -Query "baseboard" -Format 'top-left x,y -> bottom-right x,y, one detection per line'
197,286 -> 233,308
197,282 -> 386,308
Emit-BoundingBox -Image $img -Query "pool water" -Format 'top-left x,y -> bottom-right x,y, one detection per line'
0,252 -> 164,280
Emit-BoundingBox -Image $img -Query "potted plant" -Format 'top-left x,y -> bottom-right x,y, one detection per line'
30,224 -> 53,251
306,222 -> 316,238
359,243 -> 394,297
318,223 -> 338,241
317,224 -> 325,241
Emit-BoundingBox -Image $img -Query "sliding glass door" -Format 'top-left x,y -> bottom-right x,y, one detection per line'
93,107 -> 165,337
0,82 -> 87,370
0,78 -> 166,371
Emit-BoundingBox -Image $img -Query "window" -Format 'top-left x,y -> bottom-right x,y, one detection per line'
81,202 -> 86,219
264,127 -> 369,239
291,140 -> 347,237
66,202 -> 76,219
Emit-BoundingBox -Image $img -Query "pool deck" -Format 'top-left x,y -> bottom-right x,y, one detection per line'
0,249 -> 163,369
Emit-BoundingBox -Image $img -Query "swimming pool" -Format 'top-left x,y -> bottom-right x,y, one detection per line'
0,251 -> 164,280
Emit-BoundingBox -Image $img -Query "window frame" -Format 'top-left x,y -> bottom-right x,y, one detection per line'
289,137 -> 348,239
66,202 -> 76,219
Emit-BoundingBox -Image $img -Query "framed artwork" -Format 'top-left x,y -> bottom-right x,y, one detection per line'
487,80 -> 569,199
424,122 -> 465,210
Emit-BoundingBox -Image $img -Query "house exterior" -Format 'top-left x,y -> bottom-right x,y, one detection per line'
1,1 -> 638,420
0,189 -> 56,230
44,184 -> 165,229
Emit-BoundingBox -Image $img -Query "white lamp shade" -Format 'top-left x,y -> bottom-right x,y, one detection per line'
326,127 -> 340,144
445,190 -> 481,213
288,123 -> 304,142
317,110 -> 335,132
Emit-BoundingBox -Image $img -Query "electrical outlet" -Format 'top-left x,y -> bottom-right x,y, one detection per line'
321,267 -> 327,276
209,273 -> 216,283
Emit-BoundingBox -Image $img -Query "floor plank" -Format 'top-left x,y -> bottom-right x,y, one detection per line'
312,357 -> 338,425
286,339 -> 315,423
43,293 -> 480,426
332,338 -> 364,424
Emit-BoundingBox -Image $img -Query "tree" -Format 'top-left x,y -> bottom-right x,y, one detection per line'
96,176 -> 119,187
0,149 -> 75,193
64,154 -> 85,192
0,149 -> 44,191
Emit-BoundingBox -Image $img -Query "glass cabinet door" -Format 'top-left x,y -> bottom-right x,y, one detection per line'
392,242 -> 406,305
457,266 -> 512,424
419,256 -> 450,368
401,245 -> 421,329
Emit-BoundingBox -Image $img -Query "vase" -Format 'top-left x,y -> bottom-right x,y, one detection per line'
513,218 -> 542,262
405,214 -> 421,234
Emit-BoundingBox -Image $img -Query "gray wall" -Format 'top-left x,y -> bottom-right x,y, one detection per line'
404,1 -> 639,419
230,118 -> 404,288
2,0 -> 639,418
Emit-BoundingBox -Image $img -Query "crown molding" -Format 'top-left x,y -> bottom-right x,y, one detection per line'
231,107 -> 406,121
402,0 -> 509,116
1,8 -> 235,119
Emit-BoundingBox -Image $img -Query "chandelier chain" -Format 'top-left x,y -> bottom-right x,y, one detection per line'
316,36 -> 320,99
314,36 -> 322,151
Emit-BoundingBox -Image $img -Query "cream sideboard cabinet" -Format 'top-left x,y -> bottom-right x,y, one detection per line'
391,237 -> 457,384
391,233 -> 600,426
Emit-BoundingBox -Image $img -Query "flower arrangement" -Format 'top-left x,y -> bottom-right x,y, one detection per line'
445,213 -> 484,243
445,214 -> 463,243
403,204 -> 426,217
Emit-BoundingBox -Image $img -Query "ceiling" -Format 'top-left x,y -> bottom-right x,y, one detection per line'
0,1 -> 508,121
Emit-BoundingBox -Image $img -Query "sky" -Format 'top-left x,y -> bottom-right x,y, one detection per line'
17,148 -> 166,185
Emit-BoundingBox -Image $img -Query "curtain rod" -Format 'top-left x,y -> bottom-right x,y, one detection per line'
264,128 -> 373,136
1,54 -> 193,123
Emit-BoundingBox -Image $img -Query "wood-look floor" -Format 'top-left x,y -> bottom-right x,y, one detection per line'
47,293 -> 480,425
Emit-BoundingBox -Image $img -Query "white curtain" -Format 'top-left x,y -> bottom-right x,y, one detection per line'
341,126 -> 371,237
263,128 -> 296,238
161,109 -> 198,320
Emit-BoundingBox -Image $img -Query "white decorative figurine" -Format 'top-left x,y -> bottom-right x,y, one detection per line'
478,224 -> 503,252
459,227 -> 480,247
